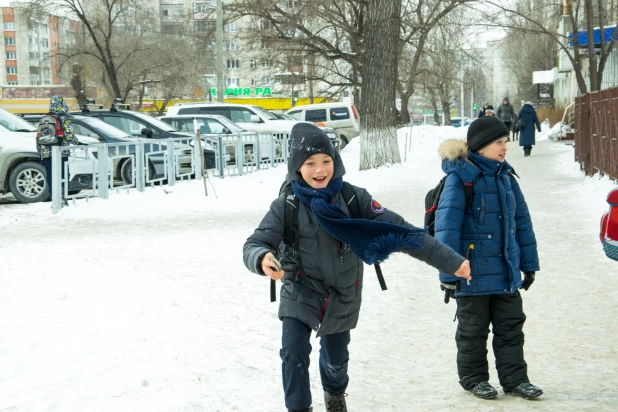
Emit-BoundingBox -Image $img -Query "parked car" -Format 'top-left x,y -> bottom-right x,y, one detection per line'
22,113 -> 195,185
70,103 -> 216,170
449,117 -> 472,128
285,102 -> 360,148
0,108 -> 96,203
158,114 -> 252,163
164,102 -> 339,154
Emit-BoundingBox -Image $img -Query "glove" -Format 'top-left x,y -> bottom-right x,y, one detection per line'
440,281 -> 461,304
522,272 -> 535,291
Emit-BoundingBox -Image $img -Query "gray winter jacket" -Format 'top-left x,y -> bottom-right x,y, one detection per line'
243,178 -> 465,337
496,103 -> 516,123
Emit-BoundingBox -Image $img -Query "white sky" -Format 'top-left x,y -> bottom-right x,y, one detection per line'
1,124 -> 617,411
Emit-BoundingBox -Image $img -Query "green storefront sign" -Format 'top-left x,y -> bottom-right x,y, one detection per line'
422,109 -> 443,115
211,87 -> 272,97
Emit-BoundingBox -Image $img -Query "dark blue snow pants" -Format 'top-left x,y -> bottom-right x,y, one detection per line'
281,317 -> 350,410
43,156 -> 67,196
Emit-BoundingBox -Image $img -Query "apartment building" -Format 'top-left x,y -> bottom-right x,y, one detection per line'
1,4 -> 78,86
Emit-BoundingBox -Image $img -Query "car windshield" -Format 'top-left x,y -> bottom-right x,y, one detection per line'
250,106 -> 279,120
78,117 -> 133,139
215,116 -> 245,133
129,111 -> 178,131
0,108 -> 37,132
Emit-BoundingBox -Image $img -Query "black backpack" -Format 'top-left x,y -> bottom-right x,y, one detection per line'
271,180 -> 386,302
424,175 -> 475,237
36,114 -> 63,146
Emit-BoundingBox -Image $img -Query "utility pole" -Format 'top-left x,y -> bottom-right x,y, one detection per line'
470,84 -> 474,119
460,72 -> 465,120
216,0 -> 224,102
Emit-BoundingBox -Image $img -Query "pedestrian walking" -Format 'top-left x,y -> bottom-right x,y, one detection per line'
515,101 -> 542,156
433,116 -> 543,401
36,96 -> 80,202
478,103 -> 490,118
484,105 -> 495,117
243,123 -> 472,412
496,97 -> 516,141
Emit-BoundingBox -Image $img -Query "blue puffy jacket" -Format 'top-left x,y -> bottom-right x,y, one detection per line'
435,139 -> 540,296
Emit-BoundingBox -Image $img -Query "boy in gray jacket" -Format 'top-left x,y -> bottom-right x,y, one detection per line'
243,123 -> 471,412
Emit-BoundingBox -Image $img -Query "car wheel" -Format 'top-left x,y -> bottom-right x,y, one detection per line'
8,161 -> 50,203
120,159 -> 156,185
339,135 -> 349,149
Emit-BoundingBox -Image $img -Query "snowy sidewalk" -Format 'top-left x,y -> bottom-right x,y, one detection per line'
1,128 -> 617,412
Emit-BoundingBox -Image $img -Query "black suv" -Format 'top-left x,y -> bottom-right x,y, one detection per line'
71,102 -> 216,169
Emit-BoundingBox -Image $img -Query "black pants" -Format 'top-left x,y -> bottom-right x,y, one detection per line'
455,291 -> 528,390
504,121 -> 512,139
43,156 -> 67,196
280,317 -> 350,410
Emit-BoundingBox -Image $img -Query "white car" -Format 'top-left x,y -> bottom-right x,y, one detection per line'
164,103 -> 339,157
286,102 -> 360,148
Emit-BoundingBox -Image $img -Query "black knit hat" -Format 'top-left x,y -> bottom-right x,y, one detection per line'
467,116 -> 509,153
287,122 -> 344,181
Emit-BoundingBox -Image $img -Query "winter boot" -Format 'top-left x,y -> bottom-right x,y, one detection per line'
324,391 -> 347,412
523,147 -> 530,157
504,382 -> 543,399
468,381 -> 498,399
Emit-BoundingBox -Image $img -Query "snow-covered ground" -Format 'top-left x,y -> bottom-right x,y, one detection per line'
1,124 -> 617,412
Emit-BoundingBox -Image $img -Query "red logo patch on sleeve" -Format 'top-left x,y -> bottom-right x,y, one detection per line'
371,199 -> 385,214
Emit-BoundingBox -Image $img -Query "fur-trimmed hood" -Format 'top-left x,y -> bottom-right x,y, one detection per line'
439,139 -> 468,161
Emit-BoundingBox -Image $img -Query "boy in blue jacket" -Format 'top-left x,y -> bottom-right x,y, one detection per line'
435,116 -> 543,400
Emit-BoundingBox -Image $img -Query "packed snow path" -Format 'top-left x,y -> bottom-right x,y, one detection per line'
1,126 -> 616,412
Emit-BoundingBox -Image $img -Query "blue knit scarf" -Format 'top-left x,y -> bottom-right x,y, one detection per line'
291,177 -> 426,265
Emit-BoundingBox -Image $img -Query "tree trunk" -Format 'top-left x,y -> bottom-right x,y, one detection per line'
359,0 -> 402,170
400,92 -> 411,124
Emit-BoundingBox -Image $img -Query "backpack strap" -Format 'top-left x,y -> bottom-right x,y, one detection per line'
341,182 -> 387,291
275,186 -> 312,302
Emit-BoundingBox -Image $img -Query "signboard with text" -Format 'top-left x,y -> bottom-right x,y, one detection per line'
211,87 -> 272,97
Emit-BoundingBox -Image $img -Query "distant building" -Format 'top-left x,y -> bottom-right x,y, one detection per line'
1,2 -> 79,86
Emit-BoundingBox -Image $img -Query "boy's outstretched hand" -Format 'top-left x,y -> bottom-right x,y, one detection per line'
262,252 -> 284,280
454,260 -> 471,280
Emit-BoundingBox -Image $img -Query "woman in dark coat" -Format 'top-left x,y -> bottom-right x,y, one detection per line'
515,101 -> 541,156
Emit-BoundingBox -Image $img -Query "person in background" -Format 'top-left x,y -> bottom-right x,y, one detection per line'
515,101 -> 541,157
496,97 -> 516,141
243,123 -> 472,412
37,96 -> 80,202
600,188 -> 618,261
478,103 -> 490,118
485,106 -> 495,117
434,116 -> 543,401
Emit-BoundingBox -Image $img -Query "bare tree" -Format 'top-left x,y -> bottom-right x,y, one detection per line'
397,0 -> 473,124
359,0 -> 402,169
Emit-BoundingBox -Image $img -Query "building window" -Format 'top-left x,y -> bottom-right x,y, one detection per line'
6,52 -> 16,60
29,52 -> 39,59
226,59 -> 240,69
31,80 -> 41,85
41,39 -> 49,48
163,9 -> 169,16
4,37 -> 16,45
6,67 -> 17,74
225,23 -> 237,32
249,59 -> 255,68
261,20 -> 272,30
194,1 -> 215,13
260,59 -> 270,68
194,20 -> 215,31
3,22 -> 15,30
251,78 -> 256,86
30,66 -> 40,75
260,40 -> 269,49
227,40 -> 239,51
249,41 -> 256,49
226,78 -> 240,87
29,37 -> 36,45
7,81 -> 18,85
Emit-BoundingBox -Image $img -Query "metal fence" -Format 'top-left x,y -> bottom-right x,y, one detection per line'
51,132 -> 290,213
574,87 -> 618,180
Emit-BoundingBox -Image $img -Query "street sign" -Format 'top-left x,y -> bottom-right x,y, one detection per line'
422,109 -> 444,115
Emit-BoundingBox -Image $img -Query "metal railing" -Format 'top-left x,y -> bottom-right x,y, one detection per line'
51,132 -> 291,213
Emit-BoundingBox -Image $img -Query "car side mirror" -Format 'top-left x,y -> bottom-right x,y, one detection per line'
141,128 -> 153,138
250,114 -> 261,123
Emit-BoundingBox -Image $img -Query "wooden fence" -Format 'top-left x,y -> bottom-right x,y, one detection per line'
574,87 -> 618,180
